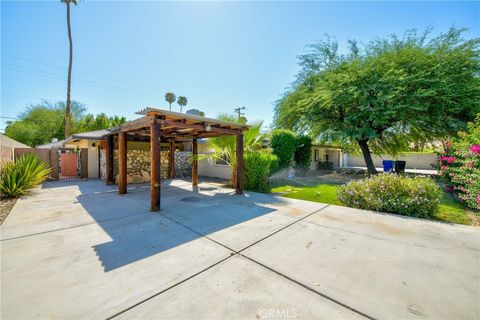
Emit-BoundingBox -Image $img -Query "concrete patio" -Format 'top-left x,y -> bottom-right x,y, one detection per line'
1,179 -> 479,319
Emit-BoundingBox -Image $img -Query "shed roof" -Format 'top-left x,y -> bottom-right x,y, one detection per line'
65,129 -> 110,143
0,134 -> 30,148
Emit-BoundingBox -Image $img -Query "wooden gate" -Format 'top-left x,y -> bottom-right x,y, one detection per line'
60,152 -> 79,179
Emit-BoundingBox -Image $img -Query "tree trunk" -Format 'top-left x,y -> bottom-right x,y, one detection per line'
65,2 -> 73,138
357,139 -> 378,175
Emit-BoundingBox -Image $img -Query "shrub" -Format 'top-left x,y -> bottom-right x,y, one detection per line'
271,129 -> 296,169
294,135 -> 312,174
0,154 -> 51,198
337,174 -> 442,219
244,151 -> 279,193
438,115 -> 480,210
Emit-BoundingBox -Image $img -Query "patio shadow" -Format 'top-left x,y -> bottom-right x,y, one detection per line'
65,179 -> 282,272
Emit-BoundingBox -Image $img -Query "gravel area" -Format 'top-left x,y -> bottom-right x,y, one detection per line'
0,197 -> 17,224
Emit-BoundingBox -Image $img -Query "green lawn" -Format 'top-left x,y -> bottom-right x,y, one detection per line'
272,182 -> 473,225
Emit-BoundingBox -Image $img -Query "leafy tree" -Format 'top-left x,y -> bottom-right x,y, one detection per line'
5,101 -> 85,147
270,129 -> 297,169
61,0 -> 78,138
294,135 -> 313,172
5,101 -> 126,146
275,27 -> 480,174
165,92 -> 176,111
206,114 -> 264,186
177,96 -> 188,113
110,115 -> 127,127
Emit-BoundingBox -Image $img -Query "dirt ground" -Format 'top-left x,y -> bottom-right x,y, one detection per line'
0,198 -> 17,224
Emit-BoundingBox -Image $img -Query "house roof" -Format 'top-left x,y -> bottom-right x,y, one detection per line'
0,134 -> 30,148
65,129 -> 110,143
36,140 -> 66,149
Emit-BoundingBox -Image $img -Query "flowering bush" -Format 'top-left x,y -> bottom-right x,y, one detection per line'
438,116 -> 480,211
337,174 -> 442,219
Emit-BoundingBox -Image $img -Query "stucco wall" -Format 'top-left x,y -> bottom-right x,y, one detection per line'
198,157 -> 232,180
345,153 -> 438,170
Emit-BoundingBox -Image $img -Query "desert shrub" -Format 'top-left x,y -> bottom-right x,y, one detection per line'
0,154 -> 51,198
294,135 -> 312,174
317,160 -> 334,170
244,151 -> 279,193
271,129 -> 297,169
439,115 -> 480,210
337,174 -> 442,219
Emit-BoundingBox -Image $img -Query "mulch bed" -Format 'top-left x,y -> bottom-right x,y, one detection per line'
0,197 -> 17,224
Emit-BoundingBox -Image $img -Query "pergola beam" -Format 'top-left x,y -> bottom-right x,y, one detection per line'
105,135 -> 114,185
235,131 -> 244,194
150,122 -> 161,211
192,138 -> 198,186
120,115 -> 155,132
169,139 -> 175,179
118,131 -> 127,194
157,119 -> 242,136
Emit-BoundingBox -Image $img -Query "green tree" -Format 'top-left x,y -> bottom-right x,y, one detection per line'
275,27 -> 480,174
61,0 -> 78,138
5,101 -> 126,146
177,96 -> 188,113
206,114 -> 264,186
271,129 -> 297,169
5,101 -> 85,147
165,92 -> 176,111
294,135 -> 313,172
110,115 -> 127,127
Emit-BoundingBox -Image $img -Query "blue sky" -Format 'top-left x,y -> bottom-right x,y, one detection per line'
1,1 -> 479,132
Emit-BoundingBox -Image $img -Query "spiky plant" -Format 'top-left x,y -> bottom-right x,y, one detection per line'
0,154 -> 51,198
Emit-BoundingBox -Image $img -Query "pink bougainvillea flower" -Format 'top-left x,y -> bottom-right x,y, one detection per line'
476,194 -> 480,205
444,185 -> 454,193
439,156 -> 457,164
469,144 -> 480,154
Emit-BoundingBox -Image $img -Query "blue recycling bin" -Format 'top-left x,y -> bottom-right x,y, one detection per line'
382,160 -> 395,172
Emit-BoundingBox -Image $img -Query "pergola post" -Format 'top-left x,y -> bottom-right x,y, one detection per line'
192,138 -> 198,186
118,131 -> 127,194
105,135 -> 114,185
150,123 -> 161,211
169,139 -> 175,179
235,131 -> 244,194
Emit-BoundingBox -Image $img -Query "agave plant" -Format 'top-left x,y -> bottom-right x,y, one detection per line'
0,154 -> 51,198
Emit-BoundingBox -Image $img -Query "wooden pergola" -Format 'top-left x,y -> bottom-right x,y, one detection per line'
104,108 -> 249,211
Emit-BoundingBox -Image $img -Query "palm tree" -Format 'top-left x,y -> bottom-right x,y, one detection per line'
177,96 -> 187,113
165,92 -> 176,111
206,114 -> 263,186
61,0 -> 77,139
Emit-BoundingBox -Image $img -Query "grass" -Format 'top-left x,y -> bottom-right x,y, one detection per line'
272,182 -> 473,225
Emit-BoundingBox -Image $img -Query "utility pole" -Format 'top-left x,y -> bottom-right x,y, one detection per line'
234,106 -> 246,120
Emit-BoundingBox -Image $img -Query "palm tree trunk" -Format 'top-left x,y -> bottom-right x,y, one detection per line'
65,1 -> 73,138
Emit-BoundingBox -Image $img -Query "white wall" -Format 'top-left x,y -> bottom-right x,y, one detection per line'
345,153 -> 438,170
198,158 -> 231,180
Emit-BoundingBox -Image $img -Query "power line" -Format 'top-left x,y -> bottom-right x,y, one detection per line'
2,53 -> 273,120
1,93 -> 136,113
2,53 -> 162,93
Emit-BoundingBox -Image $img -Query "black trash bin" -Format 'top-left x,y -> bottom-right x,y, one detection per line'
395,160 -> 406,174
